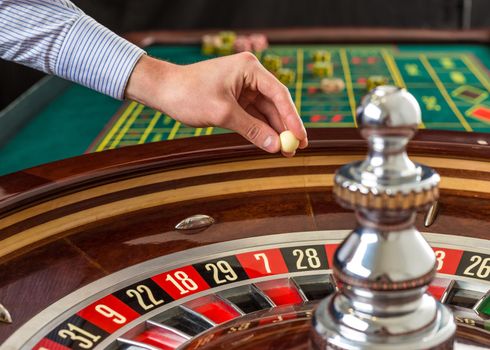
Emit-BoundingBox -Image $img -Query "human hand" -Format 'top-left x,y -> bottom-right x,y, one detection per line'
125,53 -> 308,155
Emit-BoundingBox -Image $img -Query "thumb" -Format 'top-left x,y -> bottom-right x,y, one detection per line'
223,101 -> 281,153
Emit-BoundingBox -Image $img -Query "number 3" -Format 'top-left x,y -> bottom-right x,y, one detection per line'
434,250 -> 445,271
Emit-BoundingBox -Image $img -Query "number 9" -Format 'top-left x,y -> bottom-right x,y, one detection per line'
95,304 -> 126,324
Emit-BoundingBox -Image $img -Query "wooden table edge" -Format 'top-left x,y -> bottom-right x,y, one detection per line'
123,27 -> 490,47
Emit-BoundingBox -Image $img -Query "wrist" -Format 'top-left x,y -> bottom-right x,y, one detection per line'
124,55 -> 176,108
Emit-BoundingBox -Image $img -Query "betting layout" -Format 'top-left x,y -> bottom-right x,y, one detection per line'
89,45 -> 490,152
6,232 -> 486,350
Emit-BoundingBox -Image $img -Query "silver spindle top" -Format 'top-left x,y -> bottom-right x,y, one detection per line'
357,85 -> 421,130
334,86 -> 439,211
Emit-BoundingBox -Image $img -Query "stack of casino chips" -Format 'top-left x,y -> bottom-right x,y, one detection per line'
201,34 -> 218,55
233,35 -> 252,53
366,75 -> 389,92
312,50 -> 334,78
217,31 -> 236,55
308,49 -> 346,94
262,54 -> 295,86
233,33 -> 269,53
263,54 -> 282,72
312,61 -> 334,78
276,68 -> 295,86
249,34 -> 269,52
312,50 -> 332,63
202,32 -> 269,56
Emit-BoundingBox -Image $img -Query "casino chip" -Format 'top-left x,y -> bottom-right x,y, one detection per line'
233,35 -> 252,53
366,75 -> 389,92
217,44 -> 234,56
202,32 -> 268,55
201,35 -> 215,55
276,68 -> 295,86
219,31 -> 237,45
249,33 -> 269,52
201,34 -> 223,55
263,54 -> 282,73
312,50 -> 331,63
201,31 -> 236,56
312,61 -> 333,78
321,78 -> 345,94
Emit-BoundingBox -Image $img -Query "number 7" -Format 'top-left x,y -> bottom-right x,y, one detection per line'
254,253 -> 271,273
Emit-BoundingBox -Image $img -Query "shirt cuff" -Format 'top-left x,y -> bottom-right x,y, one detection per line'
55,15 -> 145,100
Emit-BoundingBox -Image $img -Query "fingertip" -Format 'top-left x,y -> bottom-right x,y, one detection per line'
281,150 -> 296,158
299,137 -> 309,149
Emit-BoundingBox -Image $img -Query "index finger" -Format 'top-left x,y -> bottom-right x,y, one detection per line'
253,64 -> 308,147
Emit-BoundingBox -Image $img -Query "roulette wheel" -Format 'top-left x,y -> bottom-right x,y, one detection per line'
0,87 -> 489,349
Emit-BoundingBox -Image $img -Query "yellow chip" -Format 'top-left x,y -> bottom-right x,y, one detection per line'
263,54 -> 282,72
201,35 -> 215,55
276,68 -> 295,85
312,50 -> 331,62
366,75 -> 389,92
312,61 -> 333,78
219,31 -> 237,45
216,43 -> 234,56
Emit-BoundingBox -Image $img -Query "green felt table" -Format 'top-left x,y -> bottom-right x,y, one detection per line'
0,42 -> 489,176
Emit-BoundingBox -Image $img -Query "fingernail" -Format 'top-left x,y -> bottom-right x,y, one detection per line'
263,136 -> 272,149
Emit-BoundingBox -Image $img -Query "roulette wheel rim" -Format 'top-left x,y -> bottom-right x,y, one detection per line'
0,128 -> 488,349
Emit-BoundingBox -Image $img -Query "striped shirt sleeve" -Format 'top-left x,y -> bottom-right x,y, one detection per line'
0,0 -> 145,100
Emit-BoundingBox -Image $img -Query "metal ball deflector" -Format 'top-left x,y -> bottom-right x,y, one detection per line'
311,86 -> 456,349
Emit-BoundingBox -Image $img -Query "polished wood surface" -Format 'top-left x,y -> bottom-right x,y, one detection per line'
123,28 -> 490,47
0,129 -> 488,213
0,129 -> 489,343
1,154 -> 488,257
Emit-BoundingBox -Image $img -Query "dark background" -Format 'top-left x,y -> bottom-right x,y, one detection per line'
1,0 -> 489,110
